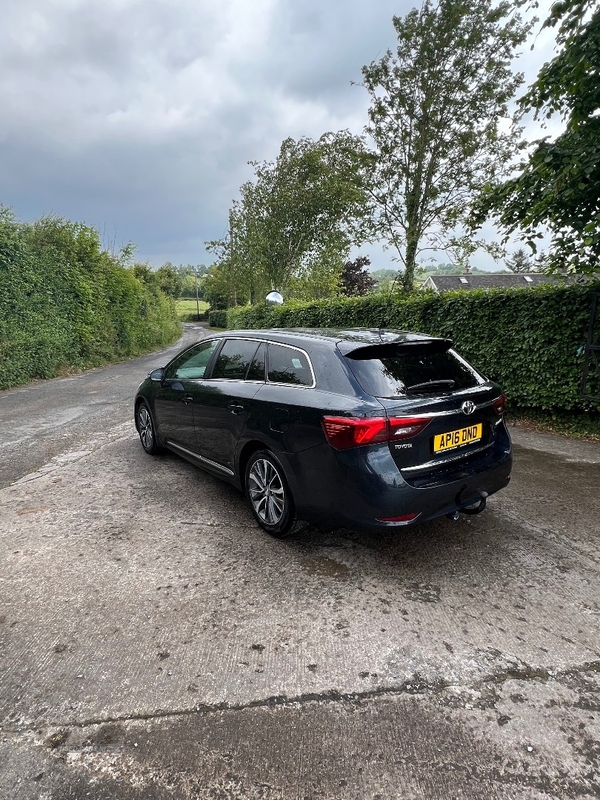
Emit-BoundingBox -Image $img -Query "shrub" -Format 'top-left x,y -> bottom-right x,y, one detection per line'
0,209 -> 181,389
209,309 -> 228,328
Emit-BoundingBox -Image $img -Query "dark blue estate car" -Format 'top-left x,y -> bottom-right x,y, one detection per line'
134,329 -> 512,537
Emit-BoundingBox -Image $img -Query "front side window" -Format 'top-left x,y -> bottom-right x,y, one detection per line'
167,340 -> 219,380
267,344 -> 314,386
211,339 -> 261,380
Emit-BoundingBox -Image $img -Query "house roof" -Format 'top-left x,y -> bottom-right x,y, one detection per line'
421,273 -> 581,292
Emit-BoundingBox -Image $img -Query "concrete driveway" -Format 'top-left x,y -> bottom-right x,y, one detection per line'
1,325 -> 599,799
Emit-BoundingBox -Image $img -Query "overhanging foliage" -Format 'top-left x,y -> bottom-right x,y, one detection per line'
475,0 -> 600,273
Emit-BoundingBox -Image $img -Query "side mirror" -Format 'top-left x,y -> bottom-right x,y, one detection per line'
265,291 -> 284,306
149,367 -> 165,382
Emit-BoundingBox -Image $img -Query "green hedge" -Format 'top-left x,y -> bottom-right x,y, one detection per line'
209,309 -> 228,328
0,210 -> 181,389
226,284 -> 600,412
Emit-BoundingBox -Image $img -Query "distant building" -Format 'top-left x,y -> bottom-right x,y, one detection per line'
421,273 -> 581,292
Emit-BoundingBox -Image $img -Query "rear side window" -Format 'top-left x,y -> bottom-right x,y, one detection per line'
346,347 -> 484,398
211,339 -> 260,380
267,344 -> 314,386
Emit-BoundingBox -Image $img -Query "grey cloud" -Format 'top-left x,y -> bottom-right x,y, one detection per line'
1,0 -> 552,267
2,1 -> 223,77
249,0 -> 405,107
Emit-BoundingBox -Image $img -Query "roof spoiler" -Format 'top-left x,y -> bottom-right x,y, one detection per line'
341,337 -> 453,359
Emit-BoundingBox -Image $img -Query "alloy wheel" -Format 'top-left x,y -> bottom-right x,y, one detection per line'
137,405 -> 154,452
248,458 -> 286,526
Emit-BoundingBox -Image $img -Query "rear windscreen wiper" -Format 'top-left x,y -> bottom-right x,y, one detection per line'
405,379 -> 455,393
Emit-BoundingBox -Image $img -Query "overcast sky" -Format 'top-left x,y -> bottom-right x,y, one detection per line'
1,0 -> 556,271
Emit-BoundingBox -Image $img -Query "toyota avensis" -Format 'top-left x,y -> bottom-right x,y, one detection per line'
134,328 -> 512,537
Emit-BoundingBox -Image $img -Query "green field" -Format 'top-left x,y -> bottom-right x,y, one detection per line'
176,298 -> 210,321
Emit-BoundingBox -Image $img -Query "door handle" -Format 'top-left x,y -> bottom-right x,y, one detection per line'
181,395 -> 194,405
228,402 -> 245,415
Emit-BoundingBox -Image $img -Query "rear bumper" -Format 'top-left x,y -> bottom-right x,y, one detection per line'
279,434 -> 512,532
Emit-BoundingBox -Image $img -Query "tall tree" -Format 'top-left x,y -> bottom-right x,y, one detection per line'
361,0 -> 533,292
506,247 -> 533,273
209,133 -> 369,304
474,0 -> 600,274
206,218 -> 259,308
155,263 -> 182,298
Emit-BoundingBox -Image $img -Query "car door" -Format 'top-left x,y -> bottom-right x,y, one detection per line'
153,339 -> 220,451
250,341 -> 318,452
193,338 -> 265,472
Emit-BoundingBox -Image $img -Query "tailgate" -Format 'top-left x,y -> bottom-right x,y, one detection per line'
377,388 -> 505,474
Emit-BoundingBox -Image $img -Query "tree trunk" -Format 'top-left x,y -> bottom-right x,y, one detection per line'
402,227 -> 419,293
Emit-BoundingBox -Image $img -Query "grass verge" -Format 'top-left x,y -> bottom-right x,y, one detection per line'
176,299 -> 209,322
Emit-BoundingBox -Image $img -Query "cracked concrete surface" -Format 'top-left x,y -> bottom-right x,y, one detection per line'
0,326 -> 599,799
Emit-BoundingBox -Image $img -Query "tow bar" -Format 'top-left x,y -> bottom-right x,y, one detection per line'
460,492 -> 488,515
446,491 -> 488,520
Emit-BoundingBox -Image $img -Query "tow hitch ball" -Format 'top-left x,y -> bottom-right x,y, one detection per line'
447,491 -> 488,520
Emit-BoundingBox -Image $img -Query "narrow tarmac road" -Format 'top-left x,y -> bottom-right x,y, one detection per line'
0,324 -> 204,490
1,328 -> 599,799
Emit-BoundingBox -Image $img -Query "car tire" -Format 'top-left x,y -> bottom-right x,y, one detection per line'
245,450 -> 299,538
136,401 -> 163,455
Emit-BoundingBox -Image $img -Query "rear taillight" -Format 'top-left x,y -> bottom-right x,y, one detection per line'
492,394 -> 506,415
322,415 -> 431,450
321,416 -> 388,449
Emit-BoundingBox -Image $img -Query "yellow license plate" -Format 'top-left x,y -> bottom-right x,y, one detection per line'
433,423 -> 483,453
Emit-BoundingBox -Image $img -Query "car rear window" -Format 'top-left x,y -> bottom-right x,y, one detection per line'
345,347 -> 484,398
